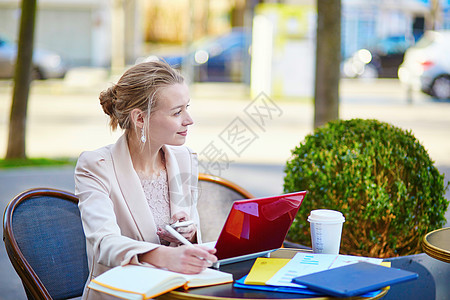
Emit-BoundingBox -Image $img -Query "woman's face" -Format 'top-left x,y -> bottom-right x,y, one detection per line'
147,83 -> 194,147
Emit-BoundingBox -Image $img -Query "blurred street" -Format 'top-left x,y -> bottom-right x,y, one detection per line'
1,75 -> 449,165
0,74 -> 449,299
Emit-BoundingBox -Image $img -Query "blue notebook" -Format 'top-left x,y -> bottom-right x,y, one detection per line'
292,261 -> 418,297
234,275 -> 382,297
234,276 -> 322,296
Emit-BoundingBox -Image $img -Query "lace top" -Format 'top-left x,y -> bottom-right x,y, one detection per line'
138,169 -> 170,245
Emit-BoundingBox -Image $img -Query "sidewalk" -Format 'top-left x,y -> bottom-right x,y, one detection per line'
0,75 -> 449,299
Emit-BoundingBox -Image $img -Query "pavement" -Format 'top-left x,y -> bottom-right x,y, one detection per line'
0,72 -> 450,299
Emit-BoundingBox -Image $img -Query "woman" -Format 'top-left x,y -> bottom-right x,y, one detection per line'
75,61 -> 217,299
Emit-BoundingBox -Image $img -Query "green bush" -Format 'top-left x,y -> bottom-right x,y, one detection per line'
284,118 -> 449,258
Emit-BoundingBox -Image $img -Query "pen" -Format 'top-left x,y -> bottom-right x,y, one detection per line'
165,224 -> 193,246
164,225 -> 213,265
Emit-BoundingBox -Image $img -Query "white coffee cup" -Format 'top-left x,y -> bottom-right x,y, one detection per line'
308,209 -> 345,254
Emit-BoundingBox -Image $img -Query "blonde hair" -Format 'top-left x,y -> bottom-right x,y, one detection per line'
99,60 -> 184,131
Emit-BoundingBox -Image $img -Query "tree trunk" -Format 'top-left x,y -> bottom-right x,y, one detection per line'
5,0 -> 36,159
429,0 -> 441,30
314,0 -> 341,129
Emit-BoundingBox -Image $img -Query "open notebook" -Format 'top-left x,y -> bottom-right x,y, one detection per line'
88,265 -> 233,299
203,191 -> 307,266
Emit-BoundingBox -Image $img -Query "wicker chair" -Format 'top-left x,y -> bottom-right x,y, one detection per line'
3,188 -> 89,300
197,173 -> 254,242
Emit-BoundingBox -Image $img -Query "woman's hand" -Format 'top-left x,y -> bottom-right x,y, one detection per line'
140,245 -> 217,274
157,212 -> 197,244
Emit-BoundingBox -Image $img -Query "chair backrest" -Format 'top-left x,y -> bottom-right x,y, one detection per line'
197,173 -> 254,242
3,188 -> 89,300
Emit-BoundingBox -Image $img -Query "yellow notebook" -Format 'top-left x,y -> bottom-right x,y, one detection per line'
88,265 -> 233,300
244,257 -> 291,285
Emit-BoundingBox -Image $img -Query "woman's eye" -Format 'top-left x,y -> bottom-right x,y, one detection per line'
173,104 -> 189,116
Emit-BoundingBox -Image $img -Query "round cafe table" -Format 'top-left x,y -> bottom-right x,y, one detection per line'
157,249 -> 388,300
422,227 -> 450,263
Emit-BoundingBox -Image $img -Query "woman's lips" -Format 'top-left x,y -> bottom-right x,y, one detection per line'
177,130 -> 188,136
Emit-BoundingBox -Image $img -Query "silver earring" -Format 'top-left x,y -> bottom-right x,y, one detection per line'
140,127 -> 146,143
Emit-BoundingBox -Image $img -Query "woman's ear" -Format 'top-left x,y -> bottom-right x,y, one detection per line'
130,108 -> 145,128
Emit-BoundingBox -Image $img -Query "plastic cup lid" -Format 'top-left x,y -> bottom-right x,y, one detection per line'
307,209 -> 345,223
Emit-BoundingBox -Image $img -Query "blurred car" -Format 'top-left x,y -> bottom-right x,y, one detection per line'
398,30 -> 450,100
139,28 -> 251,82
342,35 -> 414,78
0,36 -> 66,80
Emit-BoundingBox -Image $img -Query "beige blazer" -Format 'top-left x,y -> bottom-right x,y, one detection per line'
75,134 -> 200,300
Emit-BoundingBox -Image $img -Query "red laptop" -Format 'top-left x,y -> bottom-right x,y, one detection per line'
206,190 -> 307,266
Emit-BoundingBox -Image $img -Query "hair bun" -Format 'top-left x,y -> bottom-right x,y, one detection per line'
99,87 -> 116,117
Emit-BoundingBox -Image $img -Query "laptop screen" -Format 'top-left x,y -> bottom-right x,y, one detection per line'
214,191 -> 307,261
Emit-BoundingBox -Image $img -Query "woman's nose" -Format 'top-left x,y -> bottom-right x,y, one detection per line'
184,111 -> 194,126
